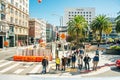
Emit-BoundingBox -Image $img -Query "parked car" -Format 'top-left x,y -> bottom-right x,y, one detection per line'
116,59 -> 120,68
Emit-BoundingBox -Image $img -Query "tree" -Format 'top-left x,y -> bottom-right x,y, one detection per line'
90,15 -> 112,42
67,15 -> 88,44
103,26 -> 112,35
115,12 -> 120,33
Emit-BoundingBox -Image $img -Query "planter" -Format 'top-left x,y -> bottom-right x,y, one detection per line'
106,49 -> 120,55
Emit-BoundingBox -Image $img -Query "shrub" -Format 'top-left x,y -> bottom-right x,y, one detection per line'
110,46 -> 120,50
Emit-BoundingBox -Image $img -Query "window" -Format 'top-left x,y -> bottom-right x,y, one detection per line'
23,8 -> 24,12
23,14 -> 24,18
10,8 -> 14,13
25,22 -> 27,26
1,14 -> 5,20
11,0 -> 14,4
15,18 -> 18,24
15,10 -> 18,15
1,3 -> 5,11
20,5 -> 22,10
89,15 -> 91,17
23,0 -> 25,5
10,17 -> 13,23
19,20 -> 21,25
20,0 -> 22,3
89,12 -> 91,14
15,2 -> 18,7
19,12 -> 21,17
23,21 -> 24,26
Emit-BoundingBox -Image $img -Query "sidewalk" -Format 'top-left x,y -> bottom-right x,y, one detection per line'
47,51 -> 115,77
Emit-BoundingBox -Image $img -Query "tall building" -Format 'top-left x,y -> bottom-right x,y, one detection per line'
0,0 -> 9,48
29,18 -> 47,44
102,18 -> 120,39
29,18 -> 41,44
0,0 -> 29,47
46,23 -> 55,42
64,8 -> 95,26
39,19 -> 46,43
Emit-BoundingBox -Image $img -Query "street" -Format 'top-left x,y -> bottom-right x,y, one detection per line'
85,66 -> 120,77
0,46 -> 120,77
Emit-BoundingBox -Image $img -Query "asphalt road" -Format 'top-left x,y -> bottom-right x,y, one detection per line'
84,66 -> 120,77
0,46 -> 120,77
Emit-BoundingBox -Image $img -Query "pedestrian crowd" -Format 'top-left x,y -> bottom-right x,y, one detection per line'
55,48 -> 100,72
41,48 -> 100,74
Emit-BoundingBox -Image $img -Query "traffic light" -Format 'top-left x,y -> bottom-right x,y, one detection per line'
56,33 -> 59,40
58,44 -> 61,48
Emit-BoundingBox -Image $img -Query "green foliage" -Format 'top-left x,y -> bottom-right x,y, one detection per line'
115,20 -> 120,33
110,46 -> 120,50
67,15 -> 88,43
90,15 -> 112,42
115,11 -> 120,33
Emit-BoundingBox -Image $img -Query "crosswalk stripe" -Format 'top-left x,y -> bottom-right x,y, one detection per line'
0,60 -> 5,63
29,65 -> 42,73
0,63 -> 20,73
13,69 -> 24,74
0,61 -> 13,68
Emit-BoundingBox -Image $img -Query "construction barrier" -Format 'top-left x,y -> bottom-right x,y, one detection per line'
13,45 -> 52,62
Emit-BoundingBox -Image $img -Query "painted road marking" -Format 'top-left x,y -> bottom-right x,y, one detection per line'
13,69 -> 24,74
29,65 -> 42,73
0,60 -> 5,63
0,63 -> 20,73
0,61 -> 13,68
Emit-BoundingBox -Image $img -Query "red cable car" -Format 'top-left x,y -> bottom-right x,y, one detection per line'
38,0 -> 42,3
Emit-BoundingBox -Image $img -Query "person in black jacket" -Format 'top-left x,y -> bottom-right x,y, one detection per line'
61,56 -> 66,71
42,56 -> 48,74
83,54 -> 91,70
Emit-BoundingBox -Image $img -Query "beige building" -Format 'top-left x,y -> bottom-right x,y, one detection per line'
29,18 -> 41,44
0,0 -> 29,47
29,18 -> 47,44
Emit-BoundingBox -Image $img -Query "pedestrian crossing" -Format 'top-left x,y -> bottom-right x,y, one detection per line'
0,60 -> 43,75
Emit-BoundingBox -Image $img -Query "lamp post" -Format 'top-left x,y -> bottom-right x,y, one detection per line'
52,14 -> 65,57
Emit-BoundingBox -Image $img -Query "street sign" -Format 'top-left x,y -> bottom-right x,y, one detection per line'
60,33 -> 66,39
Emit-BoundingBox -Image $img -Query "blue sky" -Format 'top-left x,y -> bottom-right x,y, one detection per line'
29,0 -> 120,26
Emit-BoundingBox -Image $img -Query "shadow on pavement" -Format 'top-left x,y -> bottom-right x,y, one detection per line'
111,67 -> 120,72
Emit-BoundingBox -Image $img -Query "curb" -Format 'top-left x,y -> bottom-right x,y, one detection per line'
80,66 -> 110,76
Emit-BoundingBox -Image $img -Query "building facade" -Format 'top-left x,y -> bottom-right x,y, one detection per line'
0,0 -> 29,47
102,18 -> 120,39
46,23 -> 55,42
39,19 -> 46,43
29,18 -> 41,44
64,8 -> 95,26
29,18 -> 47,44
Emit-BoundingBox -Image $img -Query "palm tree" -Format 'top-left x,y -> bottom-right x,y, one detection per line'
115,12 -> 120,33
90,15 -> 112,42
103,26 -> 112,35
67,15 -> 88,43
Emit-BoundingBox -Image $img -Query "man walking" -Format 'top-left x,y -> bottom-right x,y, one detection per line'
41,56 -> 48,74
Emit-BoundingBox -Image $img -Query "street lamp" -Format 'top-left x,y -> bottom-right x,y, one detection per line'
52,14 -> 63,27
52,14 -> 66,58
